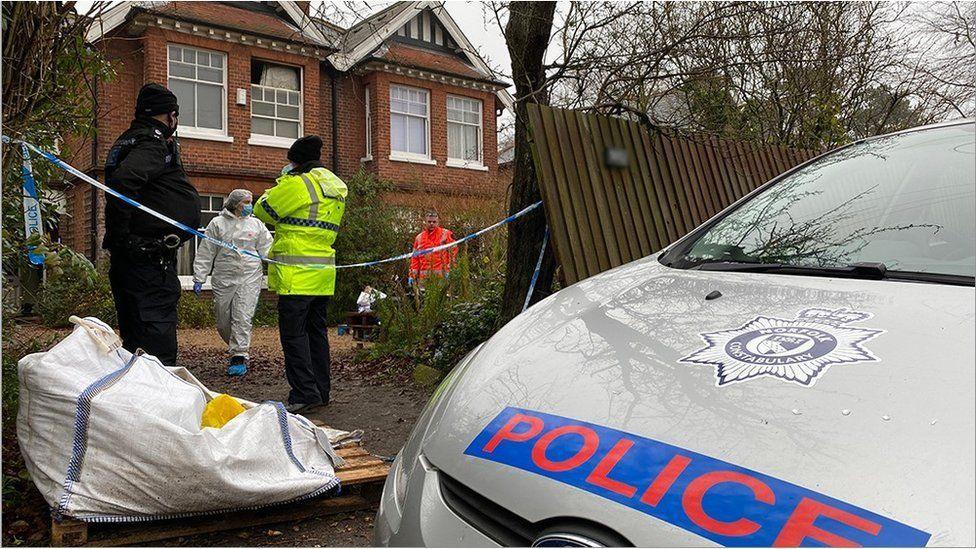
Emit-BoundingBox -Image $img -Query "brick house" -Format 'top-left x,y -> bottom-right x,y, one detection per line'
62,0 -> 512,285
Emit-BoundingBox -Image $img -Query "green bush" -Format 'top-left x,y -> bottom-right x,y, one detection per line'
329,170 -> 413,324
34,248 -> 116,327
252,296 -> 278,327
177,292 -> 214,328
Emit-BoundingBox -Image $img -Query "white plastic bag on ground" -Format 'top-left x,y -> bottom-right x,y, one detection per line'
16,317 -> 343,522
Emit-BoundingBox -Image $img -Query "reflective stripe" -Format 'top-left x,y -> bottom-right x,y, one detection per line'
300,174 -> 319,220
259,198 -> 280,221
280,216 -> 340,231
270,254 -> 336,265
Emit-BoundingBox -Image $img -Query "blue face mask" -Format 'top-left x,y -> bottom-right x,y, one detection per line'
240,204 -> 254,217
281,163 -> 294,176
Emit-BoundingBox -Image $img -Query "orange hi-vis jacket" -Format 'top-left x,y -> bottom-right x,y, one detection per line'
409,227 -> 457,280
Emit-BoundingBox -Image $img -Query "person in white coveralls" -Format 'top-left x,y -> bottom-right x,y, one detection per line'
192,189 -> 273,376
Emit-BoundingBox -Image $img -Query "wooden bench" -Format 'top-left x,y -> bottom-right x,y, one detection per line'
50,446 -> 391,547
344,311 -> 379,348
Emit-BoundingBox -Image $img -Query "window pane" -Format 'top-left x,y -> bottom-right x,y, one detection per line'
276,89 -> 287,103
464,111 -> 479,124
276,120 -> 299,138
391,113 -> 408,153
168,78 -> 195,126
448,123 -> 463,159
199,65 -> 221,81
169,45 -> 181,62
253,101 -> 274,116
252,117 -> 274,136
211,54 -> 223,69
198,67 -> 222,83
464,125 -> 479,160
184,49 -> 196,64
211,196 -> 224,210
408,101 -> 426,116
277,105 -> 299,120
288,91 -> 299,106
391,99 -> 408,114
408,116 -> 426,155
196,83 -> 223,129
169,62 -> 194,79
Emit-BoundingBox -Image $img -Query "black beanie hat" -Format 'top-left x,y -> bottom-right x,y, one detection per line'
135,83 -> 179,117
288,135 -> 323,164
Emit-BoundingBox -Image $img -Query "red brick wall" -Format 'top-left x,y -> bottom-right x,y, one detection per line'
59,21 -> 508,263
141,27 -> 323,183
366,71 -> 502,198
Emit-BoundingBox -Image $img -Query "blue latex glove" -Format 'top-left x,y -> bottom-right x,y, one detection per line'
407,277 -> 414,286
193,282 -> 203,296
227,364 -> 247,376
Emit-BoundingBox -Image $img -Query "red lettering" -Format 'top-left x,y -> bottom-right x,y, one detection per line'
682,471 -> 775,537
483,413 -> 544,452
531,425 -> 600,472
585,439 -> 637,497
773,497 -> 881,547
640,454 -> 692,506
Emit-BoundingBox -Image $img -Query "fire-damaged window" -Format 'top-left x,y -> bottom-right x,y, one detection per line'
250,60 -> 301,141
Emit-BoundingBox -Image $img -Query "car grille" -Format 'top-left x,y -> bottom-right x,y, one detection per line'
438,471 -> 536,546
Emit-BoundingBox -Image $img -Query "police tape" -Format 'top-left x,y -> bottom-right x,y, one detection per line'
3,135 -> 543,270
20,142 -> 45,265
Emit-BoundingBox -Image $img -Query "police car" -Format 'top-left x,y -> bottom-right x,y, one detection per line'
374,121 -> 975,547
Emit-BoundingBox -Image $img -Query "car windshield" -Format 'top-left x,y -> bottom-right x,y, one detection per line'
672,123 -> 976,278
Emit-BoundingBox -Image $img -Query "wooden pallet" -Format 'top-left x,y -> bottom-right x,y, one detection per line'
50,446 -> 390,547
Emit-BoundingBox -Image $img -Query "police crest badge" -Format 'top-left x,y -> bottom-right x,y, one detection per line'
680,308 -> 884,386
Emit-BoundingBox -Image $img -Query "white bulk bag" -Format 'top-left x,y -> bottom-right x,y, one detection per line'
16,317 -> 342,522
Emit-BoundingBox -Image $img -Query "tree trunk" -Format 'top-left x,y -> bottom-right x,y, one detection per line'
498,1 -> 558,326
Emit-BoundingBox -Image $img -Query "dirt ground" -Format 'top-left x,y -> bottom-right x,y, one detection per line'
3,325 -> 431,547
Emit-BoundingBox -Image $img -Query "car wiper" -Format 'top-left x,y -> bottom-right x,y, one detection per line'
692,261 -> 975,286
693,261 -> 889,280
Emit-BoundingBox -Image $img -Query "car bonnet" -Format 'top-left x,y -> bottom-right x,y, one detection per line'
420,255 -> 975,546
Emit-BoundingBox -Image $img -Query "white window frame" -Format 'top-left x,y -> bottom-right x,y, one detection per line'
389,84 -> 435,165
167,44 -> 231,142
446,94 -> 486,171
248,60 -> 303,149
362,86 -> 373,162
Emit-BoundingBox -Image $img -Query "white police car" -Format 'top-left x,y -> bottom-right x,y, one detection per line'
374,121 -> 975,547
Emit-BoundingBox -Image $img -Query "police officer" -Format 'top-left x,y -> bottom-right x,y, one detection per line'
103,83 -> 201,366
254,136 -> 347,414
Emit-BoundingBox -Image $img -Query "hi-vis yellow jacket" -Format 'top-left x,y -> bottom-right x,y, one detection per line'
254,166 -> 347,296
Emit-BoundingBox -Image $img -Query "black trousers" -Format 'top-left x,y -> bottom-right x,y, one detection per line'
278,295 -> 331,406
108,250 -> 180,366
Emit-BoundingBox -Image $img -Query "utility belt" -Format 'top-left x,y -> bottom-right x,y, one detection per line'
114,233 -> 182,264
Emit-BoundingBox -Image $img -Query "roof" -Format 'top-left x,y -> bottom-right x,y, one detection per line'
329,2 -> 514,110
86,1 -> 331,46
375,43 -> 502,84
142,2 -> 305,43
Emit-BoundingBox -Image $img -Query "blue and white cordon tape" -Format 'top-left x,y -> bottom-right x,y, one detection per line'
3,135 -> 542,269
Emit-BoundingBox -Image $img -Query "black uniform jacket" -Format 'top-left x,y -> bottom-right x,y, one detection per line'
102,117 -> 201,250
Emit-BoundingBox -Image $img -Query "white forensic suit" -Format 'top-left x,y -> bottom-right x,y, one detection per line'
192,210 -> 273,359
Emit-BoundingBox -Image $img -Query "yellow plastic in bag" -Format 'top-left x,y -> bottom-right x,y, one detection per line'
201,394 -> 246,429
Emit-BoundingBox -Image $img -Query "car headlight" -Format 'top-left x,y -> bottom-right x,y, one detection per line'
391,344 -> 484,511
